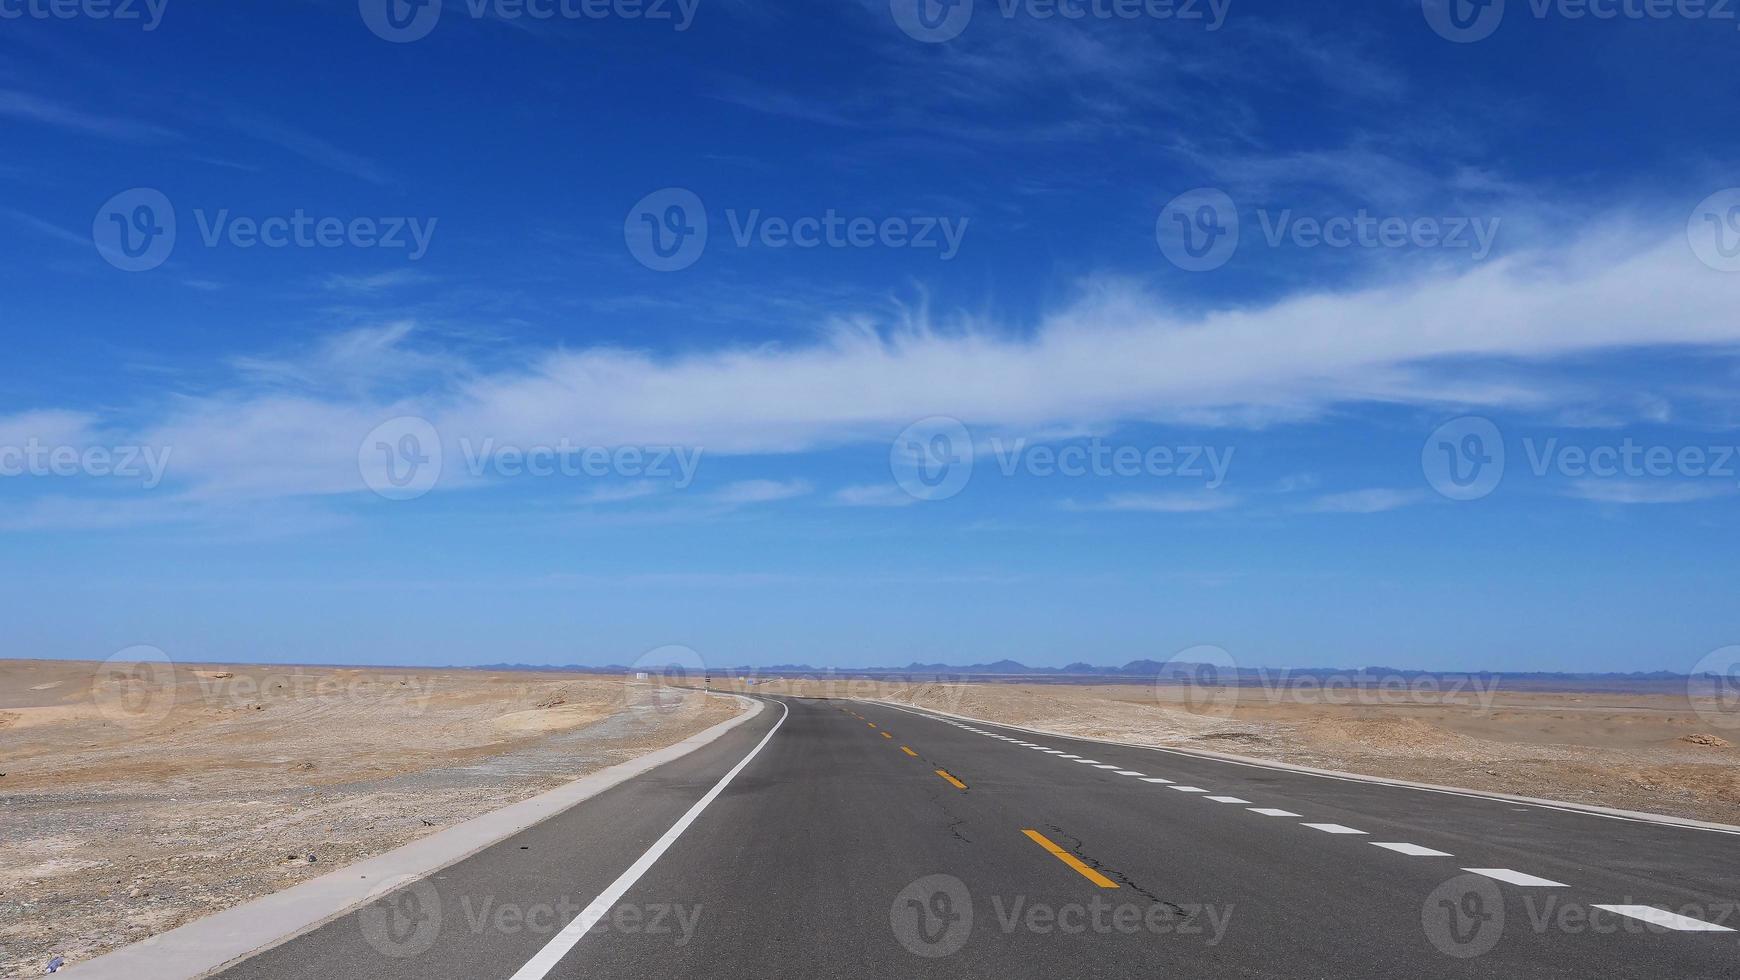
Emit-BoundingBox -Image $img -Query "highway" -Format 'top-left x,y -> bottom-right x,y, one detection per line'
209,696 -> 1740,979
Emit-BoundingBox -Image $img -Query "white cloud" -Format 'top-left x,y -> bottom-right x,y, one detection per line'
10,228 -> 1740,521
1566,480 -> 1731,505
1298,488 -> 1429,513
322,269 -> 435,292
833,484 -> 920,507
1063,492 -> 1238,513
0,410 -> 96,448
577,481 -> 662,505
710,480 -> 812,506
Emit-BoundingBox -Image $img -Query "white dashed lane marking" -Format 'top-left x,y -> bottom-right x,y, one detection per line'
919,711 -> 1635,912
1464,868 -> 1568,887
1593,906 -> 1736,932
910,708 -> 1740,938
1372,843 -> 1452,857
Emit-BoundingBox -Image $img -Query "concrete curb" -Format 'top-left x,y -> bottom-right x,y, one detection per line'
865,698 -> 1740,837
67,693 -> 765,980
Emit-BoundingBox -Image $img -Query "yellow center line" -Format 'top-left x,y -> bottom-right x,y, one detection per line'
901,746 -> 919,756
935,769 -> 967,790
881,731 -> 893,739
867,722 -> 877,728
1022,830 -> 1120,889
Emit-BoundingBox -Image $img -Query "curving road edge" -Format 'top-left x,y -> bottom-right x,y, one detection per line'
67,692 -> 766,980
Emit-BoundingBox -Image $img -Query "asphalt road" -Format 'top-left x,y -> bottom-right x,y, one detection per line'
210,696 -> 1740,980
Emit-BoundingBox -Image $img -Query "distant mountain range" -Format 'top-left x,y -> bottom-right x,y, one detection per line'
469,659 -> 1703,685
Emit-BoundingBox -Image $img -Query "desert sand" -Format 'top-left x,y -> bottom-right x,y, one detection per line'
0,659 -> 741,977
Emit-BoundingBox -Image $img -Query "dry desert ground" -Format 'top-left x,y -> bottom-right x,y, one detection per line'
0,659 -> 742,977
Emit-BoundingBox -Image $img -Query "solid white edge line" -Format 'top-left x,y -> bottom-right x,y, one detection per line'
861,699 -> 1740,837
507,699 -> 790,980
1591,905 -> 1736,932
65,692 -> 765,980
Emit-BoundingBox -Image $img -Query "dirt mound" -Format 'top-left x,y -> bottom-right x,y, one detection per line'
1679,733 -> 1731,747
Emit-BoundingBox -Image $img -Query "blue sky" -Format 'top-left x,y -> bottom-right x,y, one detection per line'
4,0 -> 1740,673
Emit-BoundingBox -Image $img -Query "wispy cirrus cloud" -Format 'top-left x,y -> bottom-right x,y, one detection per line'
0,89 -> 179,142
1297,488 -> 1429,514
6,225 -> 1740,527
834,484 -> 920,507
711,479 -> 812,506
323,269 -> 435,293
1566,480 -> 1733,505
1061,492 -> 1238,513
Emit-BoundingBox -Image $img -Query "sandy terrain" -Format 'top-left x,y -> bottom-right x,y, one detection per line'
0,659 -> 741,977
717,674 -> 1740,825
